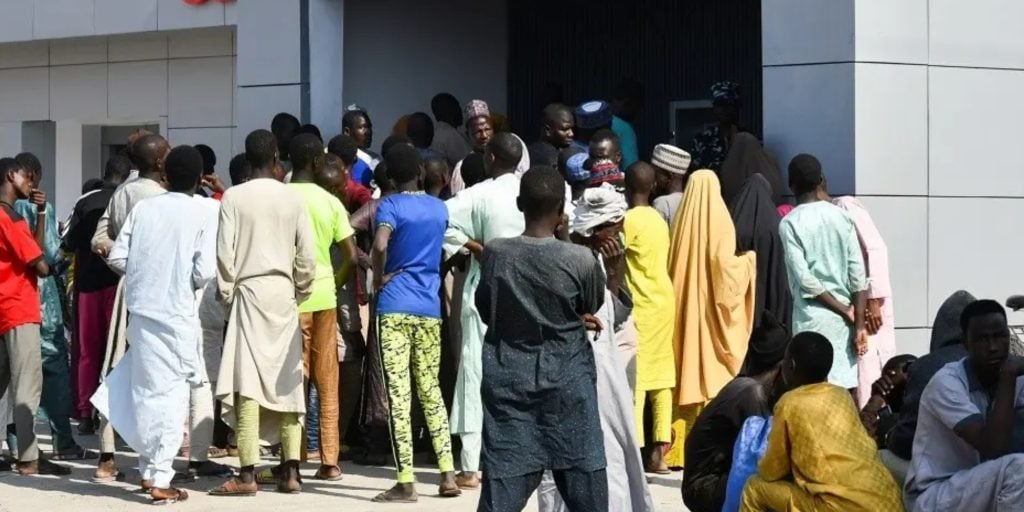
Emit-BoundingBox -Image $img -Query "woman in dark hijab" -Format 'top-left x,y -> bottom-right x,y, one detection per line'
719,133 -> 785,205
728,173 -> 792,330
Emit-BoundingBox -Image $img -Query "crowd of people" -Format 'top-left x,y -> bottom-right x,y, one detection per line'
0,79 -> 1021,512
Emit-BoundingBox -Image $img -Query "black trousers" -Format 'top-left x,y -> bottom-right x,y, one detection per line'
477,468 -> 608,512
682,472 -> 726,512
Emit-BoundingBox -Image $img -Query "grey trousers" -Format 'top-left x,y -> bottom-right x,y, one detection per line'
0,324 -> 43,463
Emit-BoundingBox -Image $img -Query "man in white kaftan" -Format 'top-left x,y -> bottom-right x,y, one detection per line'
92,147 -> 216,501
444,135 -> 525,486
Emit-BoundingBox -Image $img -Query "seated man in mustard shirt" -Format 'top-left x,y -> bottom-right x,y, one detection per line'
740,332 -> 903,512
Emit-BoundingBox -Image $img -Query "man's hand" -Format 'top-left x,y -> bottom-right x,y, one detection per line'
93,241 -> 112,257
866,298 -> 884,334
30,189 -> 46,212
842,306 -> 856,326
581,313 -> 603,341
1000,357 -> 1024,378
201,174 -> 227,194
854,329 -> 869,356
597,237 -> 623,261
374,270 -> 400,292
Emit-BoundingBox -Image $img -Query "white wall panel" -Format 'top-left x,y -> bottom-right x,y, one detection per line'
108,33 -> 167,62
167,126 -> 232,183
50,37 -> 108,66
763,63 -> 856,195
0,67 -> 48,121
854,64 -> 928,195
0,122 -> 23,158
234,85 -> 302,152
108,60 -> 168,120
168,27 -> 233,58
33,0 -> 95,40
0,0 -> 33,43
761,0 -> 853,66
94,0 -> 158,35
50,64 -> 108,121
928,197 -> 1024,323
0,41 -> 48,68
929,67 -> 1024,197
854,0 -> 927,64
895,328 -> 931,357
930,0 -> 1024,69
236,0 -> 301,86
168,57 -> 233,128
156,0 -> 225,31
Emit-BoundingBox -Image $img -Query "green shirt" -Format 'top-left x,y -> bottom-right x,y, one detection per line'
289,183 -> 355,312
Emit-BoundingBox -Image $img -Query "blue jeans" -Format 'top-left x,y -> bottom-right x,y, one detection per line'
306,385 -> 320,452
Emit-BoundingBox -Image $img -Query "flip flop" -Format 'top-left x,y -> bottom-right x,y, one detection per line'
152,488 -> 189,505
208,478 -> 257,497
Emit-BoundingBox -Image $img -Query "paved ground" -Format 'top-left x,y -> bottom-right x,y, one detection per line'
0,430 -> 686,511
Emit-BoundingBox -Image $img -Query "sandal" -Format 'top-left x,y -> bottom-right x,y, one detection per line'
254,467 -> 278,486
152,488 -> 189,505
190,460 -> 234,478
52,445 -> 98,461
208,478 -> 257,497
17,458 -> 72,476
207,447 -> 229,459
372,484 -> 418,503
314,465 -> 343,481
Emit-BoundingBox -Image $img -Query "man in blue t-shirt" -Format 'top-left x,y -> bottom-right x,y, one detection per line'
370,144 -> 460,503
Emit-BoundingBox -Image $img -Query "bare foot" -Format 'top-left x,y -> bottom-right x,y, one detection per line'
455,471 -> 480,490
645,443 -> 670,474
92,459 -> 121,483
151,487 -> 189,504
17,458 -> 71,476
439,471 -> 461,497
372,483 -> 418,502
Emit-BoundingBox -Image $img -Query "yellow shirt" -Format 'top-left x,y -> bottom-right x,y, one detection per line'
623,206 -> 677,390
757,382 -> 903,511
289,183 -> 355,313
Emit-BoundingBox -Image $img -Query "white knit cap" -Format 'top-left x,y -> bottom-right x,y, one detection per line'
651,143 -> 691,175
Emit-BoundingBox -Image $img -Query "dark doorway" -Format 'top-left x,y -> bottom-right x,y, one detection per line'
506,0 -> 763,161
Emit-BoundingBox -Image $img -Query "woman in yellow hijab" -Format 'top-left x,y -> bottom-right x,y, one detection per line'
664,170 -> 757,468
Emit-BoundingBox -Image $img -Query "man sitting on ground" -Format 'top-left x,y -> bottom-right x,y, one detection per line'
740,332 -> 903,511
904,299 -> 1024,511
682,312 -> 789,512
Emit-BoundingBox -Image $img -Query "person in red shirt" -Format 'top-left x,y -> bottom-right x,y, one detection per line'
327,135 -> 373,213
0,157 -> 69,476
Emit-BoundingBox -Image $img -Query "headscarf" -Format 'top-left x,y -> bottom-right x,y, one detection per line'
930,290 -> 975,352
718,133 -> 784,205
668,170 -> 756,406
729,173 -> 792,331
570,183 -> 627,236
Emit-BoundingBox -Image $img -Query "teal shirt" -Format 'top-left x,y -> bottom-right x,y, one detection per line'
14,200 -> 66,349
612,115 -> 639,169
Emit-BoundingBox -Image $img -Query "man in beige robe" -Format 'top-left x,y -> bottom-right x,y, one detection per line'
209,129 -> 315,496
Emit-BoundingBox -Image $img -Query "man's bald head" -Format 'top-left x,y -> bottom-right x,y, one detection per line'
625,161 -> 656,195
131,134 -> 170,176
541,103 -> 574,148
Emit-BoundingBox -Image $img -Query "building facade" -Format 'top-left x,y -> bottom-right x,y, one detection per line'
0,0 -> 1018,355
